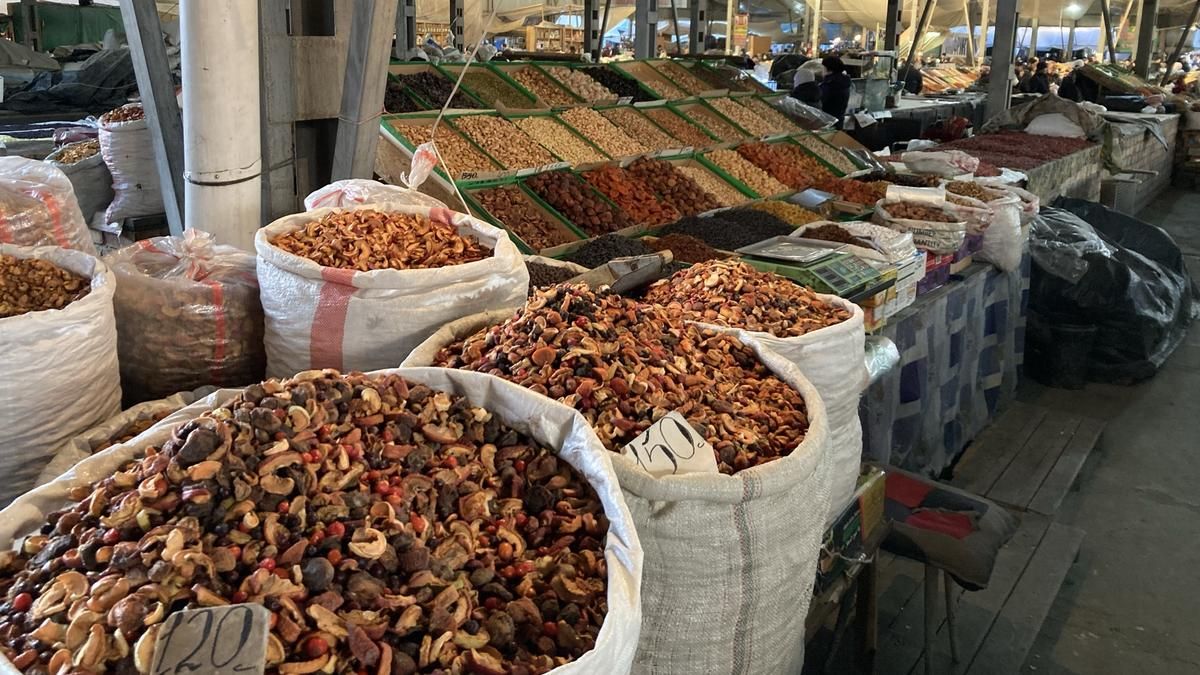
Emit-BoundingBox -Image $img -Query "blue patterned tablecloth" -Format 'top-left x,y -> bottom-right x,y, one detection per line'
860,255 -> 1030,475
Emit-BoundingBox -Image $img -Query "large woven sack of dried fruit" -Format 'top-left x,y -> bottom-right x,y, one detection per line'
873,198 -> 968,254
942,181 -> 1026,272
256,203 -> 528,378
641,260 -> 864,527
304,178 -> 448,211
0,244 -> 120,507
0,156 -> 97,255
0,368 -> 642,675
35,389 -> 207,487
99,103 -> 164,224
46,139 -> 113,226
108,229 -> 266,404
403,300 -> 834,674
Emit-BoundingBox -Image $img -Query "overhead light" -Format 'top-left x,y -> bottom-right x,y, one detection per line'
1066,3 -> 1079,11
854,33 -> 862,40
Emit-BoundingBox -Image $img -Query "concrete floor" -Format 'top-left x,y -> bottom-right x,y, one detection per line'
1018,189 -> 1200,674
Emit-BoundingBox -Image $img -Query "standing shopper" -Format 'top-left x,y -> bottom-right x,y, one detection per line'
819,55 -> 852,128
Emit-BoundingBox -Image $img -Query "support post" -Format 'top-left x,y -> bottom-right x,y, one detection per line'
332,0 -> 399,180
1130,0 -> 1144,63
260,0 -> 297,222
884,0 -> 900,50
689,0 -> 707,54
1099,0 -> 1119,63
976,0 -> 989,62
985,0 -> 1018,119
1159,0 -> 1200,84
119,0 -> 185,236
1030,0 -> 1040,55
809,0 -> 822,53
600,0 -> 614,57
964,7 -> 977,65
669,0 -> 682,54
583,0 -> 599,56
394,0 -> 416,57
905,0 -> 937,70
449,0 -> 464,51
725,0 -> 735,54
1067,21 -> 1076,56
634,0 -> 658,58
1115,0 -> 1135,51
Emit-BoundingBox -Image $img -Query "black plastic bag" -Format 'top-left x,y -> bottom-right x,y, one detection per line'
1028,199 -> 1196,384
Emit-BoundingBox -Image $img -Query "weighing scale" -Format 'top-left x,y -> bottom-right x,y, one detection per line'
861,51 -> 897,113
736,237 -> 888,300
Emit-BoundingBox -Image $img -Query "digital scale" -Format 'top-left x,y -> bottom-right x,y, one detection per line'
736,237 -> 890,301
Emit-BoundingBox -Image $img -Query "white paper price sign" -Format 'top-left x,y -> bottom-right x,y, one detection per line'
151,604 -> 269,675
622,412 -> 718,477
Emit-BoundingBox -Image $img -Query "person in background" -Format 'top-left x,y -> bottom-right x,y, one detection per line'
790,67 -> 822,107
897,62 -> 924,94
818,55 -> 852,128
1028,60 -> 1051,94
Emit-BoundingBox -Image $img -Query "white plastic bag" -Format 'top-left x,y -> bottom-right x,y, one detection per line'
901,149 -> 980,177
974,194 -> 1025,272
0,244 -> 120,506
0,156 -> 97,255
304,178 -> 448,211
36,389 -> 202,486
2,368 -> 643,675
980,180 -> 1041,225
256,203 -> 529,378
403,314 -> 833,674
1024,112 -> 1086,138
107,230 -> 266,403
46,140 -> 114,225
99,104 -> 164,223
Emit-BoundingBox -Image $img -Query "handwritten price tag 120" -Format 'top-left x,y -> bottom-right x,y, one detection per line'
621,412 -> 718,478
151,604 -> 269,675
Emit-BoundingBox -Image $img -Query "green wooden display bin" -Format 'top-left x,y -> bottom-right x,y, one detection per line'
604,60 -> 694,102
767,135 -> 848,178
649,58 -> 727,97
662,154 -> 759,205
636,103 -> 724,150
487,62 -> 586,107
501,110 -> 613,166
435,63 -> 541,111
593,104 -> 694,158
519,170 -> 646,245
694,61 -> 774,94
386,63 -> 487,110
786,132 -> 863,177
446,112 -> 571,175
667,99 -> 752,143
458,178 -> 585,255
380,112 -> 509,184
694,149 -> 790,200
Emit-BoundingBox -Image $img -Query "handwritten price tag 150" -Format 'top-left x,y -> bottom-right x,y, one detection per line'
621,411 -> 719,477
151,604 -> 269,675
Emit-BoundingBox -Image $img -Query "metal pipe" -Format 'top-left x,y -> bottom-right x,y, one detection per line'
904,0 -> 936,70
1159,0 -> 1200,84
181,0 -> 262,251
965,6 -> 977,65
1099,0 -> 1119,63
977,0 -> 990,62
1135,0 -> 1157,77
985,0 -> 1018,119
600,0 -> 614,55
884,0 -> 900,50
670,0 -> 682,54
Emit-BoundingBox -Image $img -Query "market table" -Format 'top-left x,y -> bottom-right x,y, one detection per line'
1101,112 -> 1179,214
887,94 -> 988,135
860,256 -> 1030,476
1021,143 -> 1104,204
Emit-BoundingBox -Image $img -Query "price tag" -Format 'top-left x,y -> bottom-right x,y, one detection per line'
872,110 -> 893,119
618,96 -> 634,105
621,412 -> 718,478
151,604 -> 269,675
852,112 -> 877,128
457,171 -> 479,180
793,188 -> 837,209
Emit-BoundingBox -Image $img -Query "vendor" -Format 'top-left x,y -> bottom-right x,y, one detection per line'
897,63 -> 924,94
790,68 -> 822,107
1028,60 -> 1051,94
819,55 -> 852,129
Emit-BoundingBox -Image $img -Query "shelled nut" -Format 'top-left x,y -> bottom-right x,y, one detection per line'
611,62 -> 686,99
454,115 -> 557,170
0,254 -> 90,318
792,134 -> 859,174
270,209 -> 489,270
513,117 -> 608,165
558,108 -> 647,159
625,157 -> 720,216
680,105 -> 747,142
738,97 -> 804,133
525,171 -> 632,237
600,108 -> 678,152
747,200 -> 823,226
640,107 -> 714,147
473,185 -> 578,251
651,61 -> 713,95
735,143 -> 831,190
507,66 -> 579,106
544,67 -> 616,103
675,165 -> 750,208
706,98 -> 777,137
0,370 -> 611,674
579,67 -> 655,102
705,149 -> 789,197
388,121 -> 500,179
460,70 -> 537,109
582,166 -> 680,228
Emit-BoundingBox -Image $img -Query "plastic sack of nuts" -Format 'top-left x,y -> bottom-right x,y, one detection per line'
873,188 -> 968,254
0,244 -> 120,507
944,182 -> 1026,272
45,139 -> 114,227
35,389 -> 207,486
257,203 -> 528,377
304,178 -> 448,211
107,230 -> 267,404
0,367 -> 642,675
404,292 -> 834,673
99,103 -> 164,224
644,260 -> 864,525
0,156 -> 97,255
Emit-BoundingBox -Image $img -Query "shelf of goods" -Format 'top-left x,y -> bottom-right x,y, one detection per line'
524,24 -> 584,53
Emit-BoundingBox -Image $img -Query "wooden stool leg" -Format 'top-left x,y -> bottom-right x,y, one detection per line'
944,571 -> 960,663
924,565 -> 937,675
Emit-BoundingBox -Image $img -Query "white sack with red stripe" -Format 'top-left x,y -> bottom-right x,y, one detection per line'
99,104 -> 164,224
256,203 -> 529,379
0,156 -> 96,255
106,229 -> 266,404
0,244 -> 120,507
303,178 -> 448,211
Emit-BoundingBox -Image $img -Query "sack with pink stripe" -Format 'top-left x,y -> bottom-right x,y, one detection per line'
256,202 -> 529,378
0,156 -> 95,255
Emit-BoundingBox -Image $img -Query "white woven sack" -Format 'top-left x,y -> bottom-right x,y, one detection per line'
403,315 -> 834,674
35,390 -> 201,486
99,109 -> 164,223
256,203 -> 529,378
0,368 -> 642,675
979,180 -> 1040,226
975,194 -> 1025,273
46,143 -> 114,225
304,178 -> 448,211
0,244 -> 120,507
0,156 -> 97,255
688,295 -> 864,528
873,199 -> 968,254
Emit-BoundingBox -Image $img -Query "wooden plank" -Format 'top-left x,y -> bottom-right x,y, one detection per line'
1027,420 -> 1105,516
964,522 -> 1084,675
331,0 -> 398,180
988,416 -> 1083,509
118,0 -> 185,236
952,402 -> 1048,495
909,513 -> 1052,674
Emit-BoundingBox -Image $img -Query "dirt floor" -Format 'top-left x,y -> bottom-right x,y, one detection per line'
1018,188 -> 1200,674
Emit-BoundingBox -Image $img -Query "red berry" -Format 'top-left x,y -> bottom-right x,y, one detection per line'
277,501 -> 289,514
327,522 -> 346,538
514,460 -> 526,472
273,568 -> 290,580
515,513 -> 529,528
12,593 -> 31,612
484,597 -> 501,610
228,545 -> 242,560
326,550 -> 343,565
444,456 -> 458,468
385,493 -> 403,506
258,558 -> 276,571
501,565 -> 517,578
309,531 -> 324,545
374,481 -> 391,496
102,528 -> 121,545
303,636 -> 330,659
231,590 -> 248,604
543,621 -> 558,637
